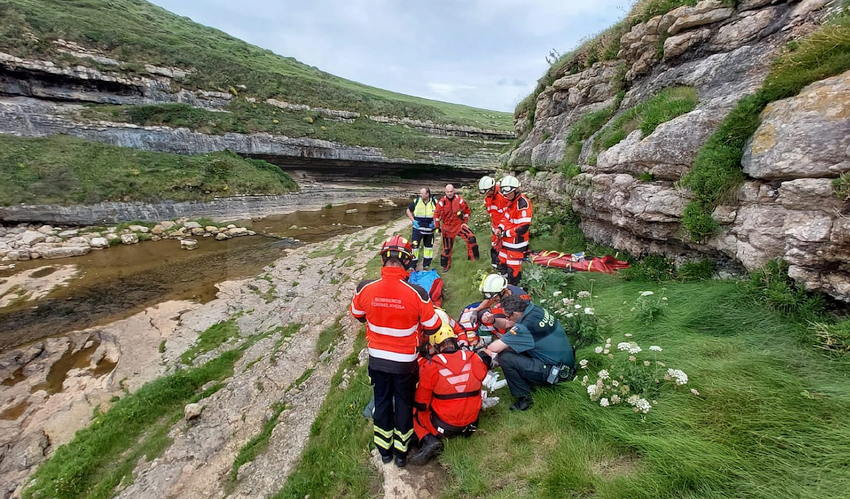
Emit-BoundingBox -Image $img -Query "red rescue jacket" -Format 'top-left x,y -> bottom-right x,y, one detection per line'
434,194 -> 471,237
416,349 -> 487,427
498,193 -> 533,253
485,188 -> 507,232
350,266 -> 441,373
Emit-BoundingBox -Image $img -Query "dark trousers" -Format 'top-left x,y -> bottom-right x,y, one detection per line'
369,366 -> 417,458
440,225 -> 479,270
411,228 -> 434,268
498,351 -> 550,399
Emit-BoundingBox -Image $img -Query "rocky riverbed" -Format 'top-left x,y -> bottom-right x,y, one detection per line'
0,216 -> 412,498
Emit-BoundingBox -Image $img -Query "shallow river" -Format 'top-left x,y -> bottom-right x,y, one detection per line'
0,199 -> 408,351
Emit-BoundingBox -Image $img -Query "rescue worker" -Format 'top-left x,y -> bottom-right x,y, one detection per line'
496,175 -> 533,286
409,321 -> 488,466
479,176 -> 506,269
483,295 -> 575,411
350,235 -> 442,467
434,184 -> 479,271
474,274 -> 531,337
405,187 -> 436,269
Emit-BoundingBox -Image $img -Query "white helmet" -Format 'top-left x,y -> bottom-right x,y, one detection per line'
500,175 -> 520,194
478,176 -> 496,193
479,274 -> 508,298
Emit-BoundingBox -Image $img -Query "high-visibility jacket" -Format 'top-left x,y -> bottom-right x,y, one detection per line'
351,266 -> 441,373
498,194 -> 533,253
409,196 -> 436,234
415,349 -> 487,427
434,194 -> 471,237
484,188 -> 507,232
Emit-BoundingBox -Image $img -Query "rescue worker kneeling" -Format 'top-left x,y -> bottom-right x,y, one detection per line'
410,322 -> 488,466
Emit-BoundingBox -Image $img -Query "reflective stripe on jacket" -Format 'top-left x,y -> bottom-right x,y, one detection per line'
498,194 -> 533,251
415,349 -> 487,427
350,266 -> 441,373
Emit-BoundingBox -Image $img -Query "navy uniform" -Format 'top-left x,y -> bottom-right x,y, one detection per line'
408,195 -> 436,269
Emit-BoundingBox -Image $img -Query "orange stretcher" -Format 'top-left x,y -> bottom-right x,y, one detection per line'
529,250 -> 630,274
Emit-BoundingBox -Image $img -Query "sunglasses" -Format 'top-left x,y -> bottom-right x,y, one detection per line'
482,291 -> 499,299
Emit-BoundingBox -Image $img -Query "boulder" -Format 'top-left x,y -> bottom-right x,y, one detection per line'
90,237 -> 109,249
184,403 -> 203,420
66,237 -> 88,245
37,225 -> 54,234
743,70 -> 850,180
121,234 -> 139,245
21,231 -> 46,246
190,227 -> 206,236
180,239 -> 199,250
128,225 -> 150,233
664,28 -> 712,59
215,233 -> 230,241
151,224 -> 164,235
160,221 -> 176,230
205,226 -> 219,234
184,221 -> 202,229
57,230 -> 79,238
227,227 -> 249,237
41,245 -> 91,259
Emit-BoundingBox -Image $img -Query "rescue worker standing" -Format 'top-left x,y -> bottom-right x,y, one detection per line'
350,235 -> 442,467
409,321 -> 488,465
479,176 -> 506,269
483,295 -> 575,412
496,175 -> 533,285
405,187 -> 436,269
434,184 -> 479,271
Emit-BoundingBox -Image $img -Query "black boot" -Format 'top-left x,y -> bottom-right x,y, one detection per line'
510,396 -> 533,411
395,454 -> 407,467
409,434 -> 442,466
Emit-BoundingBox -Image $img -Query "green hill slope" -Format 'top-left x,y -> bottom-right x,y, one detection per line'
0,0 -> 512,131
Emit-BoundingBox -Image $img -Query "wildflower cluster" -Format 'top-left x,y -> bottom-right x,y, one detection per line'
578,333 -> 696,414
541,284 -> 600,348
628,289 -> 668,325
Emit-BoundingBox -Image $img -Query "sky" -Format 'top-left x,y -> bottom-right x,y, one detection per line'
148,0 -> 632,113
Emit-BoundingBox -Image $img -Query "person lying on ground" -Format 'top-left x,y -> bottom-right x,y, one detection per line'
410,321 -> 489,466
483,295 -> 575,412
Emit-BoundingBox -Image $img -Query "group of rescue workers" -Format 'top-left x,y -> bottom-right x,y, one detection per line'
351,175 -> 576,468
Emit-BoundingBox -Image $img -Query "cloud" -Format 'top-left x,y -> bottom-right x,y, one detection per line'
148,0 -> 633,111
427,83 -> 478,96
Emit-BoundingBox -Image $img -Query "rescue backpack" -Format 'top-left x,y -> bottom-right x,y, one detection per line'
408,269 -> 444,307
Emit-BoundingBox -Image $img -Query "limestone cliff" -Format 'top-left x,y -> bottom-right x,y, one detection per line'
510,0 -> 850,302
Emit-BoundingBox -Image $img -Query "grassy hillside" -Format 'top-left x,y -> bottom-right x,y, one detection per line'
0,135 -> 298,205
0,0 -> 512,132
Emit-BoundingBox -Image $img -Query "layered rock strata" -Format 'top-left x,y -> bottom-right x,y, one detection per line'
510,0 -> 849,300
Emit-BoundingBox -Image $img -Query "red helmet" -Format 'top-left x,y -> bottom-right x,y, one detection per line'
380,235 -> 413,262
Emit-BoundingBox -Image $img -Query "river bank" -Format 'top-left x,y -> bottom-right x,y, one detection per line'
0,215 -> 411,498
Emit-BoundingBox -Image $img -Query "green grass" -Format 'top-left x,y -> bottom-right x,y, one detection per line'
228,401 -> 289,492
681,8 -> 850,239
594,86 -> 698,154
181,320 -> 240,365
273,328 -> 377,499
23,349 -> 243,499
79,101 -> 506,161
0,135 -> 298,206
559,91 -> 625,167
0,0 -> 512,131
316,317 -> 345,356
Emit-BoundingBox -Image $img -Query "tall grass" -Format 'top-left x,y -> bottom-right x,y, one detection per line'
0,135 -> 298,206
681,9 -> 850,239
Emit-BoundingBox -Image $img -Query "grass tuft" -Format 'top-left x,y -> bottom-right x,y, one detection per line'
181,320 -> 240,365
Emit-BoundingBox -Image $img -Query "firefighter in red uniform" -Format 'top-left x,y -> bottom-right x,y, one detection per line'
496,175 -> 533,286
479,176 -> 507,269
350,235 -> 442,467
434,184 -> 479,271
409,321 -> 489,465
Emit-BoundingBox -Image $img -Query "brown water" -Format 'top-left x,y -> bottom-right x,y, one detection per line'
0,199 -> 408,351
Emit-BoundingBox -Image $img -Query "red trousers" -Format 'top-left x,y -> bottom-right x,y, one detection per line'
440,225 -> 479,270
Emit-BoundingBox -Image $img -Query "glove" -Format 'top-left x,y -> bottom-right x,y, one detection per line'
435,226 -> 441,235
412,220 -> 420,229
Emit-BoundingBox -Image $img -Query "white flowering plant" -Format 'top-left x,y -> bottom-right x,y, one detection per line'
629,289 -> 668,325
578,333 -> 696,414
550,282 -> 603,348
522,265 -> 574,300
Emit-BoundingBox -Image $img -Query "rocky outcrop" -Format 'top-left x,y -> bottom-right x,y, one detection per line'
0,186 -> 408,225
512,0 -> 849,300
